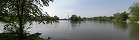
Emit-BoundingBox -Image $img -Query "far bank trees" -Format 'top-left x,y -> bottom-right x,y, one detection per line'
70,15 -> 82,21
114,11 -> 129,22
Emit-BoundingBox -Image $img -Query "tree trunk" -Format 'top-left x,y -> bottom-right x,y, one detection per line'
17,0 -> 24,40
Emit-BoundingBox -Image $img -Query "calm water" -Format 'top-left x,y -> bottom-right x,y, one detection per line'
0,20 -> 139,40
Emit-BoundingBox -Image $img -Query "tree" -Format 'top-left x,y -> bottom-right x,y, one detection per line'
129,2 -> 139,22
70,15 -> 82,21
0,0 -> 53,40
54,15 -> 59,20
121,12 -> 129,21
114,11 -> 128,22
82,17 -> 87,20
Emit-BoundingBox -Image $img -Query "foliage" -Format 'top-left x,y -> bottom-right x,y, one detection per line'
91,16 -> 114,21
70,15 -> 82,21
129,2 -> 139,22
0,0 -> 54,40
113,11 -> 128,22
53,15 -> 59,20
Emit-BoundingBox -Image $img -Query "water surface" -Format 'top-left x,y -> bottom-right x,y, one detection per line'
1,20 -> 139,40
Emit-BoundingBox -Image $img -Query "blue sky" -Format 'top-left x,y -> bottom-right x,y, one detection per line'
42,0 -> 139,18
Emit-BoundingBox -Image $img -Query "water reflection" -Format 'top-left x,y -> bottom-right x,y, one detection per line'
70,21 -> 81,29
113,22 -> 139,40
113,22 -> 128,32
93,21 -> 112,24
1,21 -> 139,40
128,23 -> 139,40
0,22 -> 51,40
0,33 -> 46,40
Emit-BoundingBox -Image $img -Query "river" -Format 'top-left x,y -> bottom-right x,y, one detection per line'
0,20 -> 139,40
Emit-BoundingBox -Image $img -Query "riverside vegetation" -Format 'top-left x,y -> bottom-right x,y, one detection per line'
0,0 -> 59,40
0,0 -> 139,40
69,2 -> 139,23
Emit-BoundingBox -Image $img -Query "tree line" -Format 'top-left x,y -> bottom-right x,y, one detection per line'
70,2 -> 139,23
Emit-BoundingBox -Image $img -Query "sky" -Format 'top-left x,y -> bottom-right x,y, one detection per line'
42,0 -> 139,19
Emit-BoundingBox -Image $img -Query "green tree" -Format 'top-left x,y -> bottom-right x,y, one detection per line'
129,2 -> 139,22
70,15 -> 82,21
114,11 -> 128,22
0,0 -> 53,40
